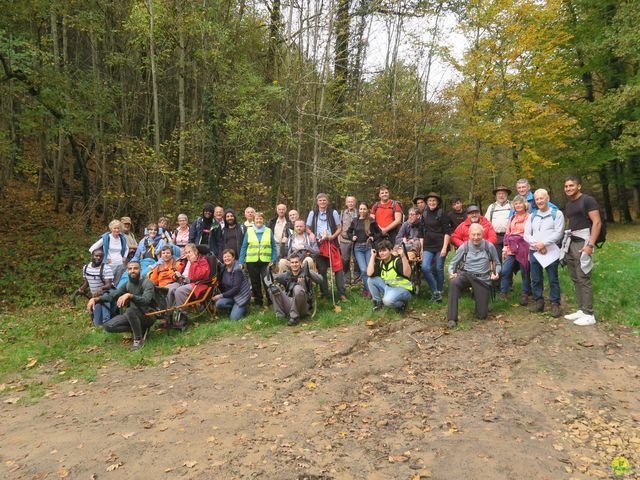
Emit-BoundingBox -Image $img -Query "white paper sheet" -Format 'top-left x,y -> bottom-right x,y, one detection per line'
533,243 -> 560,268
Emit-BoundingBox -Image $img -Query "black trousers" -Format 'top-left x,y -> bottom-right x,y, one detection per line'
103,306 -> 155,339
447,272 -> 491,321
246,261 -> 270,306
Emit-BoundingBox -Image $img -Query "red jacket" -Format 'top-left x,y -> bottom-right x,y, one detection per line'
450,216 -> 498,247
178,255 -> 211,298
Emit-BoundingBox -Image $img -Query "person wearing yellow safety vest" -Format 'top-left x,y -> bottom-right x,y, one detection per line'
239,212 -> 277,307
366,239 -> 413,314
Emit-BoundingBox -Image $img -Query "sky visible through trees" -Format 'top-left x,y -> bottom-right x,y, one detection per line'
0,0 -> 638,226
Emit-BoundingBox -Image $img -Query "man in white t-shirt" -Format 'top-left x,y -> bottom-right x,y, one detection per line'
77,250 -> 114,326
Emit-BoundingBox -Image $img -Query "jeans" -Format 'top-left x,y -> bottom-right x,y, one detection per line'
353,244 -> 372,292
368,277 -> 412,308
422,249 -> 445,293
92,303 -> 111,326
215,297 -> 248,321
500,255 -> 530,295
529,252 -> 560,304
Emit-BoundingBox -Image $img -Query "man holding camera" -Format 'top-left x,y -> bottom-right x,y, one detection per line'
266,255 -> 323,326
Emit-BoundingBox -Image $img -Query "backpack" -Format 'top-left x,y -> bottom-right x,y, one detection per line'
456,240 -> 495,274
373,200 -> 405,224
581,195 -> 607,248
83,263 -> 106,283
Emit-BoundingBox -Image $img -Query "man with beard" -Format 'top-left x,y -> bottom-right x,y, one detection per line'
221,208 -> 245,257
189,202 -> 222,257
87,261 -> 155,350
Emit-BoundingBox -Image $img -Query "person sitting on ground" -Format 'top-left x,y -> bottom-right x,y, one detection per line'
395,207 -> 423,262
306,193 -> 347,302
347,201 -> 381,298
446,197 -> 466,230
267,254 -> 324,326
172,214 -> 190,252
524,189 -> 564,318
221,208 -> 245,258
413,194 -> 426,214
268,203 -> 293,260
120,217 -> 138,260
211,249 -> 251,321
132,223 -> 165,263
87,261 -> 155,351
214,206 -> 225,229
486,185 -> 512,255
421,192 -> 451,303
367,239 -> 413,314
164,243 -> 212,329
499,195 -> 531,305
77,249 -> 114,326
278,219 -> 318,273
239,212 -> 277,307
89,219 -> 129,270
450,205 -> 498,248
371,185 -> 403,244
288,209 -> 299,224
189,202 -> 222,258
244,206 -> 256,228
446,223 -> 501,329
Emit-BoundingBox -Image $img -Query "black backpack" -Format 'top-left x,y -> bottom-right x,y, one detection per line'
581,195 -> 607,248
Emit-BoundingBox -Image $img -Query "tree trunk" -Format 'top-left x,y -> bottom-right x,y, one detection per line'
50,8 -> 63,213
176,25 -> 186,205
599,164 -> 614,223
333,0 -> 350,112
614,160 -> 632,223
628,155 -> 640,219
267,0 -> 281,82
147,0 -> 161,160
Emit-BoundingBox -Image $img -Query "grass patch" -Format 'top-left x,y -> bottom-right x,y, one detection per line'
2,229 -> 638,399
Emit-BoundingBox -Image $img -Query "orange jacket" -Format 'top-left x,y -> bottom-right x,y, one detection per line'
148,259 -> 179,287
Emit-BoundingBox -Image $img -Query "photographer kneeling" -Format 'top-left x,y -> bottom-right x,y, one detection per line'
266,254 -> 323,326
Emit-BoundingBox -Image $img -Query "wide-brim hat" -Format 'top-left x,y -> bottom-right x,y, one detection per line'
466,205 -> 480,213
412,194 -> 426,204
493,185 -> 512,195
120,216 -> 132,225
425,192 -> 441,203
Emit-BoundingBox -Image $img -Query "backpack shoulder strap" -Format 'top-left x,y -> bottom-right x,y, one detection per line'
488,204 -> 495,222
99,263 -> 105,282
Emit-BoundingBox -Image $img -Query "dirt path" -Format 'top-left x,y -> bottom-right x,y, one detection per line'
2,311 -> 639,480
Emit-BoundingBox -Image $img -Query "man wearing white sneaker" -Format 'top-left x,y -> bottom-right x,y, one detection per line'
562,176 -> 602,326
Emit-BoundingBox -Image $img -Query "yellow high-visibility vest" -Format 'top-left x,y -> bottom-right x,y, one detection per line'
380,258 -> 413,291
246,227 -> 273,263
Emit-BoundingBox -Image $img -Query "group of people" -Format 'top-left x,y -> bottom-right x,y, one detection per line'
80,176 -> 603,350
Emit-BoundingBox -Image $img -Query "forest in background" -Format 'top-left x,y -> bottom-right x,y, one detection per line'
1,0 -> 639,229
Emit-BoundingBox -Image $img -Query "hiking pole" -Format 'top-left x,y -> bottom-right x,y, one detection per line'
326,238 -> 336,307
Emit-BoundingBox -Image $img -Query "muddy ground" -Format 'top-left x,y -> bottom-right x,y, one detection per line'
2,310 -> 639,480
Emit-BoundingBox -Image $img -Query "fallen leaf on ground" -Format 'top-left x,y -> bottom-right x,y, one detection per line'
4,397 -> 20,404
106,462 -> 122,471
25,357 -> 38,369
57,467 -> 69,478
184,461 -> 197,468
388,455 -> 408,463
306,381 -> 317,390
121,432 -> 135,439
334,305 -> 342,313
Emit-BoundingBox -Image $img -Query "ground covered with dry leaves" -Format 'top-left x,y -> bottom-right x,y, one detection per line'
2,309 -> 639,480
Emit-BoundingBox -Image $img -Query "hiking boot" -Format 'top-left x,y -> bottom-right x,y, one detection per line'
551,303 -> 561,318
519,293 -> 529,306
432,291 -> 443,303
447,319 -> 457,329
529,299 -> 544,313
564,310 -> 584,321
361,290 -> 371,299
395,304 -> 407,315
499,292 -> 508,301
287,316 -> 299,326
372,301 -> 383,312
131,337 -> 144,351
339,295 -> 348,302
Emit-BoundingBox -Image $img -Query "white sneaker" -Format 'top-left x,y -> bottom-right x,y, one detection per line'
574,314 -> 596,326
564,310 -> 584,321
